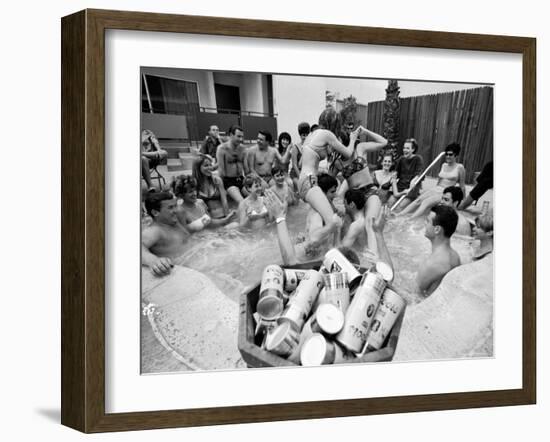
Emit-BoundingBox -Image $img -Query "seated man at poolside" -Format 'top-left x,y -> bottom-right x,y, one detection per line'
440,186 -> 472,236
141,129 -> 168,192
270,165 -> 297,206
459,161 -> 493,211
246,130 -> 291,188
141,192 -> 190,276
373,204 -> 461,296
216,125 -> 247,204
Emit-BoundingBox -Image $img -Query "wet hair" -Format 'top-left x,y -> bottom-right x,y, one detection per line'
271,165 -> 286,176
443,186 -> 464,206
431,204 -> 459,238
228,125 -> 243,136
446,142 -> 461,156
258,130 -> 273,144
144,191 -> 174,216
310,124 -> 319,132
171,175 -> 197,197
344,189 -> 366,210
337,246 -> 360,266
318,108 -> 341,135
277,132 -> 292,154
404,138 -> 418,153
475,213 -> 494,233
317,173 -> 338,193
243,174 -> 262,189
297,122 -> 311,136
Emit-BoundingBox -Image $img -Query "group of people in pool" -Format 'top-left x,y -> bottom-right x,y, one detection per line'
141,107 -> 494,296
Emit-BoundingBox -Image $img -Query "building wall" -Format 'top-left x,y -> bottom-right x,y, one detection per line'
213,72 -> 269,114
141,67 -> 216,109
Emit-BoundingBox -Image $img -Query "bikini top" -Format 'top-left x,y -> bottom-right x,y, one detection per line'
245,197 -> 268,217
373,171 -> 393,190
187,213 -> 211,231
198,181 -> 220,202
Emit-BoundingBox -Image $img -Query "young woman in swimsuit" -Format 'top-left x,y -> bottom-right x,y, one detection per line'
238,175 -> 270,229
400,142 -> 466,219
298,108 -> 361,234
373,154 -> 396,204
172,176 -> 236,232
192,155 -> 231,218
290,122 -> 310,192
332,125 -> 388,253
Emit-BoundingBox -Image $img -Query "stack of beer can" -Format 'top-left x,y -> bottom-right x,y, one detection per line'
254,248 -> 407,366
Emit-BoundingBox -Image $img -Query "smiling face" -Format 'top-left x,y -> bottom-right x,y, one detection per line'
273,169 -> 286,185
155,198 -> 178,226
403,142 -> 413,158
200,158 -> 213,176
280,138 -> 290,149
445,150 -> 456,164
381,155 -> 393,171
182,187 -> 198,204
231,129 -> 244,147
257,133 -> 268,149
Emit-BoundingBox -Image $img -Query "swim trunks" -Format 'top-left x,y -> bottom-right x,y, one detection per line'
297,174 -> 318,201
357,183 -> 379,201
222,176 -> 244,191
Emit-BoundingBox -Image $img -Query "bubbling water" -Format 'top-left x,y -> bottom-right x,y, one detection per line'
173,202 -> 475,305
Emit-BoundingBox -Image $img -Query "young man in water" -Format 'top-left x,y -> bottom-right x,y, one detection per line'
440,186 -> 472,236
373,204 -> 461,296
141,192 -> 190,276
216,125 -> 247,204
246,130 -> 291,187
340,189 -> 368,249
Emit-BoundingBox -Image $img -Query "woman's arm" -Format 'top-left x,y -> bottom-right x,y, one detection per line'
264,190 -> 297,265
355,127 -> 388,155
458,164 -> 466,196
326,129 -> 359,159
214,176 -> 229,216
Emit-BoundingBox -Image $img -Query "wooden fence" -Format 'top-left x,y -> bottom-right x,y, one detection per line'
366,86 -> 493,183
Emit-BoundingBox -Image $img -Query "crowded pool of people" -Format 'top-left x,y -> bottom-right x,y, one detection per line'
141,107 -> 493,299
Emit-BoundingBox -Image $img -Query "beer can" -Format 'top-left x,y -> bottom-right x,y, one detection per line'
257,264 -> 285,320
335,271 -> 386,353
278,302 -> 308,331
287,303 -> 344,363
321,272 -> 350,312
322,248 -> 362,289
365,287 -> 406,351
300,333 -> 338,366
291,270 -> 323,316
283,268 -> 308,292
265,321 -> 300,357
375,261 -> 394,283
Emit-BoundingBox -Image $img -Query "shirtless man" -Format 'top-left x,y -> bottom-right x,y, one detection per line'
246,130 -> 290,187
374,204 -> 461,296
340,189 -> 368,249
141,192 -> 190,276
216,125 -> 247,204
440,186 -> 472,236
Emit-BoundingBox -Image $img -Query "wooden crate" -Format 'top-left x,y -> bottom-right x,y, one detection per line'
237,262 -> 405,368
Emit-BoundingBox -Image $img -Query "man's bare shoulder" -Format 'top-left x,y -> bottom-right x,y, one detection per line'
142,223 -> 162,245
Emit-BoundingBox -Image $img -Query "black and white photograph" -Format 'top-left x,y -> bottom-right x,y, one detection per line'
140,68 -> 494,373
